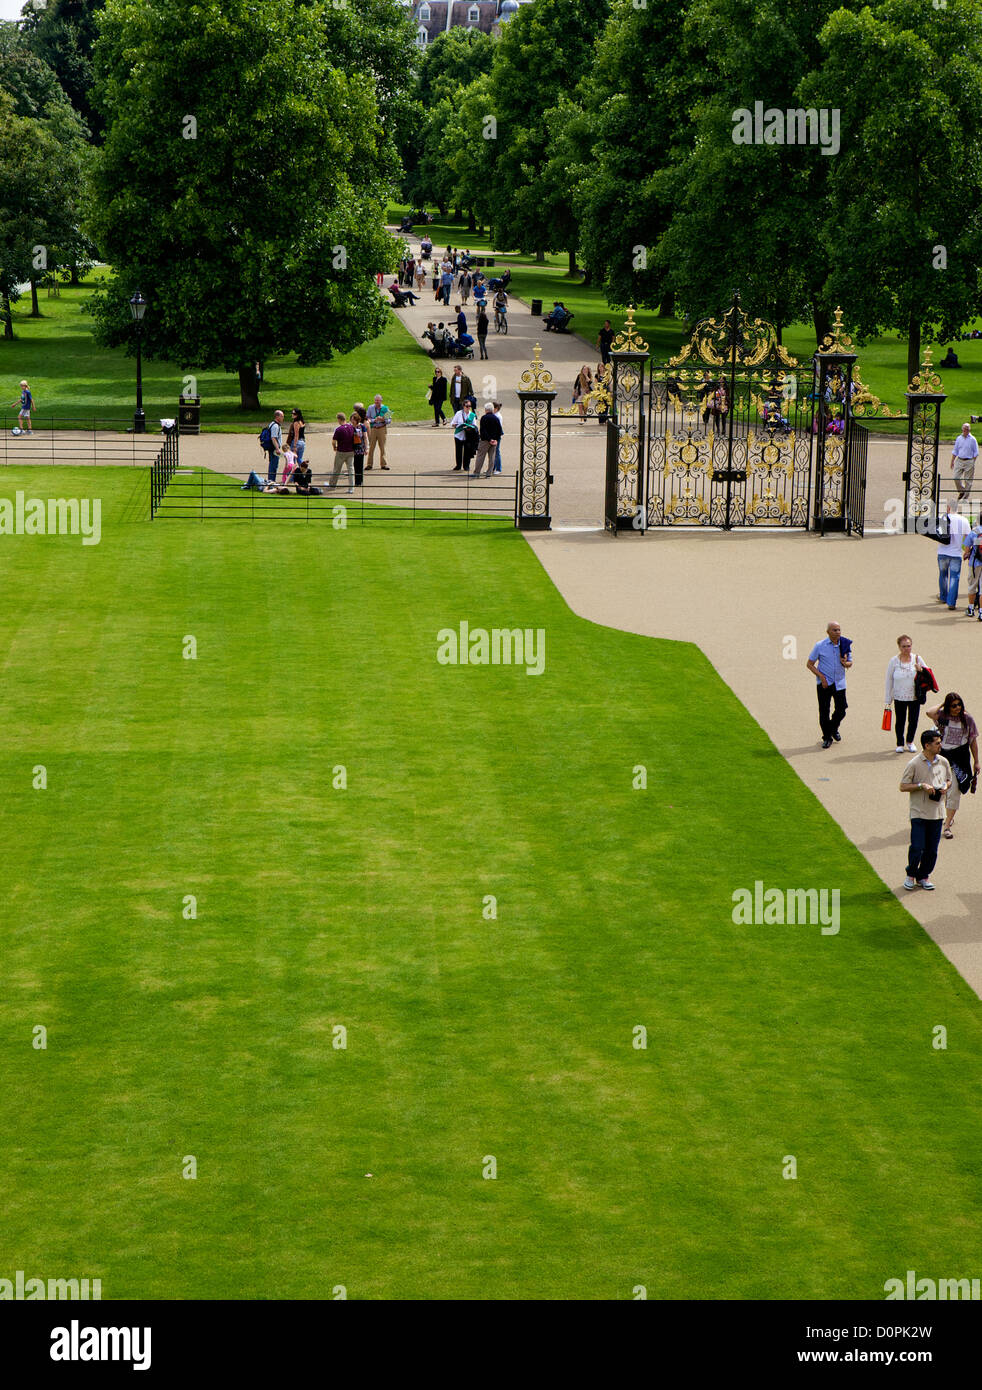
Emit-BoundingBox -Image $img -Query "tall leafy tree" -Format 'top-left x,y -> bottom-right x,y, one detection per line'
88,0 -> 401,409
0,90 -> 85,336
803,0 -> 982,381
577,0 -> 699,312
657,0 -> 857,341
18,0 -> 107,140
489,0 -> 609,258
402,27 -> 493,212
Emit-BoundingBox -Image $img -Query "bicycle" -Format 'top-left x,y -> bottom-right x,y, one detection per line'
494,307 -> 508,335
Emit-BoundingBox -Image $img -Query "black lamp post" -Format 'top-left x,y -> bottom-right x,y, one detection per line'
129,290 -> 147,433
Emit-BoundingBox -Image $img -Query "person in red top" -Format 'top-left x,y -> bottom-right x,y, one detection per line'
330,411 -> 356,493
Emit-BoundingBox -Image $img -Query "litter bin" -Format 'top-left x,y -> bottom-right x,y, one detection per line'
531,299 -> 543,317
178,395 -> 200,435
486,258 -> 495,268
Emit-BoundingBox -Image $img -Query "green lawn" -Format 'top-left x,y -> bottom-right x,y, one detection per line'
0,273 -> 434,433
3,466 -> 982,1299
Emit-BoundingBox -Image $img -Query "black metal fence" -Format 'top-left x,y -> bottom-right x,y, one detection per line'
149,429 -> 180,518
0,415 -> 170,467
151,467 -> 518,524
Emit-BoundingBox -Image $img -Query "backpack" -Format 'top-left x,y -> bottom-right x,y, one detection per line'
258,423 -> 274,450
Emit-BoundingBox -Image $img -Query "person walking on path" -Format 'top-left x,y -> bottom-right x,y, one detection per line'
806,620 -> 853,748
936,501 -> 972,609
476,305 -> 489,359
492,400 -> 504,473
448,365 -> 473,416
11,379 -> 34,434
262,409 -> 284,481
597,320 -> 614,366
329,411 -> 356,493
964,516 -> 982,617
429,367 -> 448,427
924,692 -> 979,838
884,634 -> 925,754
365,394 -> 392,470
471,403 -> 504,478
900,730 -> 952,891
950,423 -> 979,500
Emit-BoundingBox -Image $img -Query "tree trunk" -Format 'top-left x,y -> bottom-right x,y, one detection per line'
567,248 -> 579,276
438,203 -> 448,217
813,304 -> 831,348
70,263 -> 80,287
30,280 -> 40,317
466,209 -> 476,234
908,314 -> 922,387
659,288 -> 675,318
453,205 -> 462,221
535,248 -> 546,264
775,322 -> 783,345
1,294 -> 12,339
238,364 -> 260,412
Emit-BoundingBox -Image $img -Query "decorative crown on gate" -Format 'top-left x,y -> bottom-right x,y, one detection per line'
907,347 -> 944,397
817,306 -> 856,355
519,343 -> 554,392
611,306 -> 649,355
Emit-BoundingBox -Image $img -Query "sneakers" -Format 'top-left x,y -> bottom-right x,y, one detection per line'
895,745 -> 906,753
908,742 -> 918,752
967,606 -> 976,617
918,879 -> 935,891
822,737 -> 833,748
903,877 -> 918,891
832,731 -> 841,742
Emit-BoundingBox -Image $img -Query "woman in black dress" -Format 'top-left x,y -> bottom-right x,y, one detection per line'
430,367 -> 448,427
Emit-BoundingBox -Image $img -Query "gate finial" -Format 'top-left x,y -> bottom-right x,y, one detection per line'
519,343 -> 554,391
611,305 -> 649,354
907,346 -> 944,396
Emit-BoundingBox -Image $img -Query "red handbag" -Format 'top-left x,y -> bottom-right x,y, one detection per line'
882,709 -> 892,732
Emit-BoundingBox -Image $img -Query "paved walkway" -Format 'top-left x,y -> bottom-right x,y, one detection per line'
526,524 -> 982,999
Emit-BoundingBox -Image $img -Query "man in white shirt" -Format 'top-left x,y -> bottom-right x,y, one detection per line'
936,501 -> 972,609
951,422 -> 979,499
900,729 -> 951,891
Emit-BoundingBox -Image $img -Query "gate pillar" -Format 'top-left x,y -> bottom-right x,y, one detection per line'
904,351 -> 946,535
605,308 -> 649,533
515,345 -> 555,530
813,313 -> 857,534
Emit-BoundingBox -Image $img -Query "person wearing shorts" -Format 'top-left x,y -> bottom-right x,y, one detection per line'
925,692 -> 980,839
14,380 -> 34,434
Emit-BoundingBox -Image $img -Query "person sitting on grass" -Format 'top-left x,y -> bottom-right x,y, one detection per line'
293,460 -> 320,495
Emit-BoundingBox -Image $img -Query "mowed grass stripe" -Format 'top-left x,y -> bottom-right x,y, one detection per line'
1,469 -> 980,1299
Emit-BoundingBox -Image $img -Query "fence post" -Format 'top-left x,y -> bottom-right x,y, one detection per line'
904,350 -> 946,536
515,344 -> 556,530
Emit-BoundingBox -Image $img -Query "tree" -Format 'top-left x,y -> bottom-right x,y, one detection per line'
87,0 -> 402,409
576,0 -> 702,313
18,0 -> 108,141
489,0 -> 609,257
803,0 -> 982,381
442,76 -> 497,233
655,0 -> 856,341
0,90 -> 84,337
402,28 -> 493,212
0,20 -> 92,303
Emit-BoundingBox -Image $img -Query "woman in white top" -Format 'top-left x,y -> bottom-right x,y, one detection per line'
884,634 -> 924,753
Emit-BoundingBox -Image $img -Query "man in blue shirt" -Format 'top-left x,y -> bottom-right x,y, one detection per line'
806,620 -> 853,748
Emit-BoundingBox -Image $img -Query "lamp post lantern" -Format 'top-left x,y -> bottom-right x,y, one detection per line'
129,290 -> 147,433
